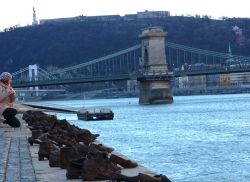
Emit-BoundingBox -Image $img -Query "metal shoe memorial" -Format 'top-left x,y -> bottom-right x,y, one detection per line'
23,110 -> 172,181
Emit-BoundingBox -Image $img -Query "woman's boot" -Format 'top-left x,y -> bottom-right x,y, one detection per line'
2,108 -> 20,128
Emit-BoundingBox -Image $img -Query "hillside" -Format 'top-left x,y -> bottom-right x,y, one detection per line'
0,16 -> 250,73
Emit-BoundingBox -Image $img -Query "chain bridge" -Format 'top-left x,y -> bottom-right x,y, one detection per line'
12,43 -> 250,87
12,27 -> 250,103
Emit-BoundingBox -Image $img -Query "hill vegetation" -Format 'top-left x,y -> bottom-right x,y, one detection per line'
0,16 -> 250,73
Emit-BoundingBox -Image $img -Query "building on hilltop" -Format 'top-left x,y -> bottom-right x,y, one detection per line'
39,10 -> 171,24
137,10 -> 170,18
123,14 -> 137,21
40,15 -> 121,24
39,16 -> 79,24
85,15 -> 121,21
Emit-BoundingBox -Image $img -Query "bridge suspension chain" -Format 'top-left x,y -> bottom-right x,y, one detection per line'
51,44 -> 141,75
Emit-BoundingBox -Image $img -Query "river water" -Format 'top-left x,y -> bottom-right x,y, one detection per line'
29,94 -> 250,182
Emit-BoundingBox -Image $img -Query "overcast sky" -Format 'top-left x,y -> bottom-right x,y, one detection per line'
0,0 -> 249,30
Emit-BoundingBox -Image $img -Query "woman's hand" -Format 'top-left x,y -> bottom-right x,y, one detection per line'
10,92 -> 16,96
9,89 -> 16,95
8,88 -> 16,103
9,92 -> 16,102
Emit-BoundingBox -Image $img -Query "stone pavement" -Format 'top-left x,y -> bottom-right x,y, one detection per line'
0,115 -> 36,182
0,104 -> 158,182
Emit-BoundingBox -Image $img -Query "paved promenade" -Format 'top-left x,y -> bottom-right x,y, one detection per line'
0,104 -> 157,182
0,115 -> 88,182
0,116 -> 36,182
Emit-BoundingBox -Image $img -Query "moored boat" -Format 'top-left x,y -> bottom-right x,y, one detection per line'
77,107 -> 114,121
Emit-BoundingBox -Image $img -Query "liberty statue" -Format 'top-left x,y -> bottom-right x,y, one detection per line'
32,6 -> 38,25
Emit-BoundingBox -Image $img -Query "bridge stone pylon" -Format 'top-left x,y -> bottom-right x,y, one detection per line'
28,64 -> 39,95
138,27 -> 173,104
28,64 -> 38,81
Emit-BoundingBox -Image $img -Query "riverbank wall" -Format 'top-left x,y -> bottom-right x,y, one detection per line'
17,85 -> 250,102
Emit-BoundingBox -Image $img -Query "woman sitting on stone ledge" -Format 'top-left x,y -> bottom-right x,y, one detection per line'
0,72 -> 20,128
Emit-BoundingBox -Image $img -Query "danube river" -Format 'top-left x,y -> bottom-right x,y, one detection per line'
29,94 -> 250,182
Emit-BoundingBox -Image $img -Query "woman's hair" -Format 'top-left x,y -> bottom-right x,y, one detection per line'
0,72 -> 12,81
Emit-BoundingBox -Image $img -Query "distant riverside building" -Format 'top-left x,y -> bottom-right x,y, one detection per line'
39,10 -> 170,24
225,42 -> 234,64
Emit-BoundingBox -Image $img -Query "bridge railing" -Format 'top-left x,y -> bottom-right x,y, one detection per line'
174,63 -> 250,76
12,73 -> 140,88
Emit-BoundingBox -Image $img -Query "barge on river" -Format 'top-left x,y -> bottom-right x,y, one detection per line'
77,107 -> 114,121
